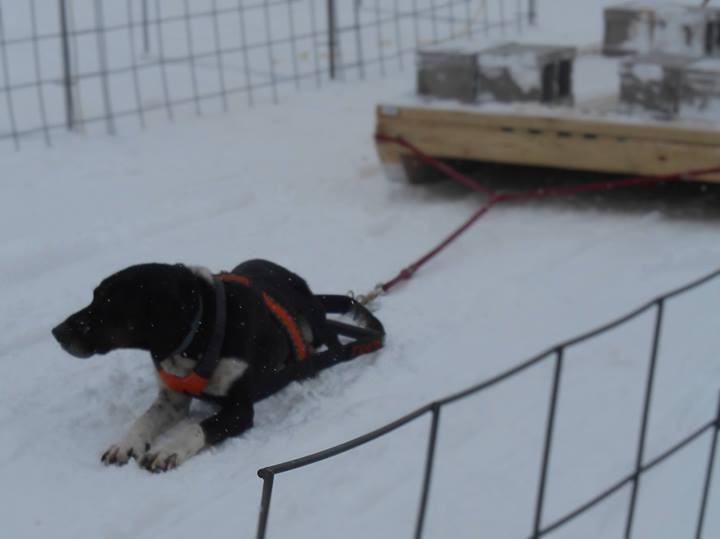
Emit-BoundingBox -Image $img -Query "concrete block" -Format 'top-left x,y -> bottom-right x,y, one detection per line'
619,52 -> 720,118
476,43 -> 576,105
417,49 -> 478,103
417,42 -> 576,106
682,57 -> 720,117
604,2 -> 720,57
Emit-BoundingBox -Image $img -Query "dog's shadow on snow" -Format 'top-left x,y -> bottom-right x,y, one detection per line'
407,160 -> 720,222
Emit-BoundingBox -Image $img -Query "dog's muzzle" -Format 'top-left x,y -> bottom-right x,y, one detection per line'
52,320 -> 95,358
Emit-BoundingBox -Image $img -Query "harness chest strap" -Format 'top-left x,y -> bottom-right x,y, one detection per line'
158,370 -> 209,395
156,274 -> 227,396
156,272 -> 308,396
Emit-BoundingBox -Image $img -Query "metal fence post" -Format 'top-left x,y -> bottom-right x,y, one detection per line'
528,0 -> 537,25
256,471 -> 275,539
327,0 -> 337,79
353,0 -> 365,79
58,0 -> 74,131
695,390 -> 720,539
624,299 -> 664,539
414,404 -> 442,539
142,0 -> 150,54
532,347 -> 564,538
95,0 -> 115,135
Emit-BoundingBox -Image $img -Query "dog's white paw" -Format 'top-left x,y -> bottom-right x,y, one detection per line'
138,424 -> 205,473
101,437 -> 148,466
140,450 -> 182,473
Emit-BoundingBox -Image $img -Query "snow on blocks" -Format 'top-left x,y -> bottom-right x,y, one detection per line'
417,43 -> 576,106
476,43 -> 575,106
603,1 -> 720,57
620,52 -> 720,118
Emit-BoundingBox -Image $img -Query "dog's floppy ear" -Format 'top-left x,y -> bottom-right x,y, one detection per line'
173,264 -> 203,315
145,264 -> 204,360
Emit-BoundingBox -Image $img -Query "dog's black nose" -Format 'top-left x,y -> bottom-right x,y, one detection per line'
52,320 -> 95,358
52,322 -> 68,343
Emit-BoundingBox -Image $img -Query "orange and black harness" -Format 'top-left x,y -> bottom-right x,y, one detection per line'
155,272 -> 384,396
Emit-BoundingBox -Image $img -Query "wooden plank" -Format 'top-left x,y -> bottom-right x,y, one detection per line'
376,103 -> 720,182
377,103 -> 720,146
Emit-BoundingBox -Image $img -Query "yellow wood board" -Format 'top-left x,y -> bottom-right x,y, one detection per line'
375,103 -> 720,183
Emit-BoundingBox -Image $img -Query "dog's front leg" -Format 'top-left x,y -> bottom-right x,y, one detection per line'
102,388 -> 191,466
140,394 -> 254,473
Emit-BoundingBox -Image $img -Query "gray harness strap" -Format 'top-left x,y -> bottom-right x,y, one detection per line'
160,274 -> 227,384
167,297 -> 204,359
192,276 -> 227,380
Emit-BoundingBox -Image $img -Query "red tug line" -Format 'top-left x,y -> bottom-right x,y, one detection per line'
374,133 -> 720,296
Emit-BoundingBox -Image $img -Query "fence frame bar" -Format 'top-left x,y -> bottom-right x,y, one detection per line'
531,347 -> 564,538
696,391 -> 720,539
256,471 -> 275,539
624,299 -> 664,539
414,403 -> 442,539
253,267 -> 720,539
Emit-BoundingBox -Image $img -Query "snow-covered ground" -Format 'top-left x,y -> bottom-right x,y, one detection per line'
2,1 -> 720,538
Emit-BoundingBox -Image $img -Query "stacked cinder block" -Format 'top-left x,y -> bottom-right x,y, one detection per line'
416,48 -> 478,103
604,2 -> 654,56
682,58 -> 720,116
417,42 -> 576,106
604,1 -> 720,57
619,52 -> 689,116
476,43 -> 575,105
620,53 -> 720,118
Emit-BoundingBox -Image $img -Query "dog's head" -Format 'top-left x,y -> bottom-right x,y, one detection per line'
52,264 -> 201,360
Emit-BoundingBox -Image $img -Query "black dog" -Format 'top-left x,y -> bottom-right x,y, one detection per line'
52,259 -> 381,472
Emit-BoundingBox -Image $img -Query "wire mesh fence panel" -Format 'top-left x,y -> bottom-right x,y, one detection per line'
0,0 -> 64,148
540,312 -> 656,527
0,0 -> 532,150
646,276 -> 720,458
631,439 -> 715,539
254,268 -> 720,539
539,486 -> 631,539
423,359 -> 553,539
266,415 -> 430,539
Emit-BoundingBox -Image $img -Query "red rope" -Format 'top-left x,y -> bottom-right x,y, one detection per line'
375,133 -> 720,294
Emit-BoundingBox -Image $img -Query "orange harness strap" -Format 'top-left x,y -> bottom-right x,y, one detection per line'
220,273 -> 308,362
158,370 -> 208,395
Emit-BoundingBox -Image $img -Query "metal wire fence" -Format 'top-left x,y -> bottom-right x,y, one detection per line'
0,0 -> 533,150
254,267 -> 720,539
